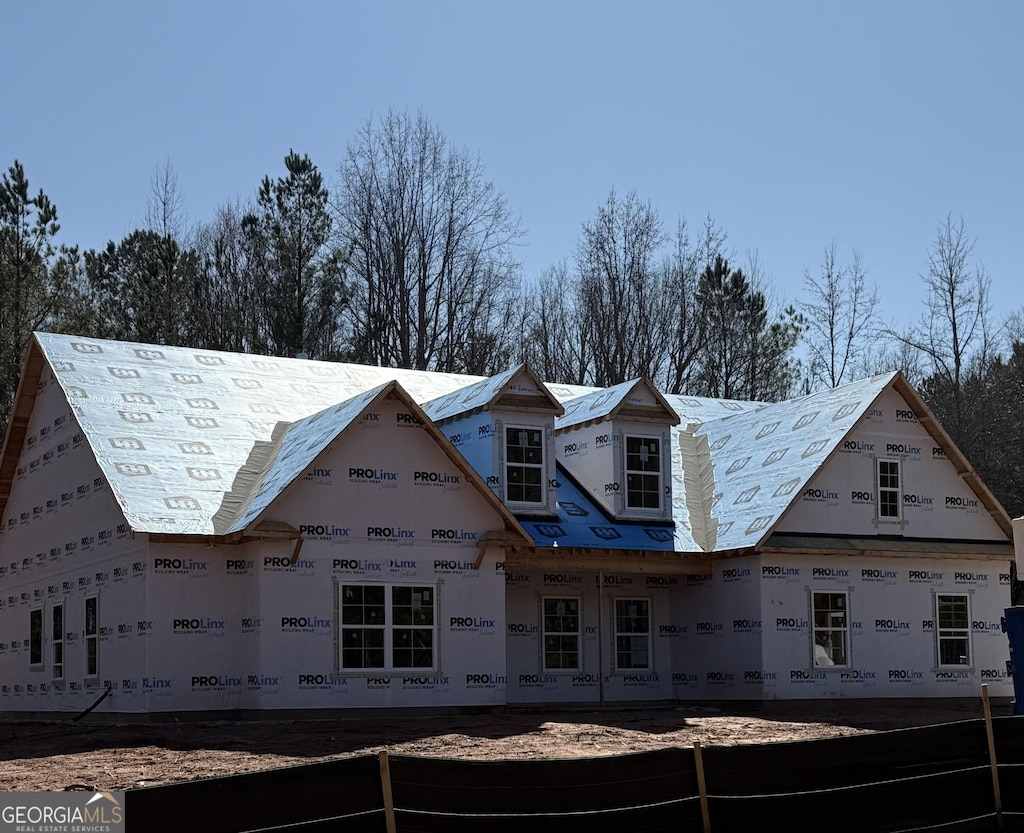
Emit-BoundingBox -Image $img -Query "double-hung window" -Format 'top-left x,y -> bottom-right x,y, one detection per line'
614,598 -> 651,670
340,584 -> 435,671
543,597 -> 580,671
877,458 -> 901,521
29,607 -> 43,668
84,596 -> 98,678
626,437 -> 661,510
812,592 -> 849,667
391,586 -> 435,669
340,586 -> 386,669
505,426 -> 544,504
52,603 -> 64,680
936,594 -> 970,666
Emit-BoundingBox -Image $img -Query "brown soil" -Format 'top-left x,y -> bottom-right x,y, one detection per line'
0,700 -> 1005,792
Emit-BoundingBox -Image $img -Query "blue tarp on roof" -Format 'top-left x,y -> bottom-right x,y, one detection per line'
516,464 -> 677,552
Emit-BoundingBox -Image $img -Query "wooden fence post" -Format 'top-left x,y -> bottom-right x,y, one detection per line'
379,750 -> 397,833
982,684 -> 1004,830
694,741 -> 711,833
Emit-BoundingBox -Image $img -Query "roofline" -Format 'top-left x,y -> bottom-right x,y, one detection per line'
237,379 -> 534,547
0,335 -> 45,520
502,548 -> 712,574
424,362 -> 566,426
557,377 -> 681,432
890,373 -> 1013,538
751,371 -> 1013,548
760,531 -> 1012,560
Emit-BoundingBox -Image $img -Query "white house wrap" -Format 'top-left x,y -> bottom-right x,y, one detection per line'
0,333 -> 1015,718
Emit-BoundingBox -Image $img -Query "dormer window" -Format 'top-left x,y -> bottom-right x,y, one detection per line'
625,436 -> 661,510
506,426 -> 544,504
555,379 -> 677,521
422,364 -> 562,516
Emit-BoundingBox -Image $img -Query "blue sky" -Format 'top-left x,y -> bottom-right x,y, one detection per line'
4,1 -> 1021,335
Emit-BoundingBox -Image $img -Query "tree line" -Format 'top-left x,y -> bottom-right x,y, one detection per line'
1,109 -> 1022,515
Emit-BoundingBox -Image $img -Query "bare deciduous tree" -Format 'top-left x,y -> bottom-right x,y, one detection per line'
574,189 -> 671,386
801,242 -> 879,390
521,261 -> 591,385
890,215 -> 993,448
336,110 -> 522,372
192,202 -> 268,354
663,216 -> 726,394
145,159 -> 191,244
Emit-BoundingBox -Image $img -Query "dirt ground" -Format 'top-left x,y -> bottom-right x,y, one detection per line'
0,699 -> 1007,792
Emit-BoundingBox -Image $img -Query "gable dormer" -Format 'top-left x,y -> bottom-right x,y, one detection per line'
556,379 -> 680,521
422,364 -> 564,516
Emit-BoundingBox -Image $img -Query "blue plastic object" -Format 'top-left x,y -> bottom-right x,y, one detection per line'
1002,607 -> 1024,714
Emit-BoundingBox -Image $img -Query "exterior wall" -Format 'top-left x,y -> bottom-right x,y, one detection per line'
556,421 -> 618,515
505,569 -> 688,704
671,559 -> 765,699
777,388 -> 1005,539
757,553 -> 1012,699
141,540 -> 254,711
131,396 -> 510,713
0,366 -> 148,715
439,411 -> 493,486
557,421 -> 672,520
4,366 -> 1014,715
503,551 -> 1013,704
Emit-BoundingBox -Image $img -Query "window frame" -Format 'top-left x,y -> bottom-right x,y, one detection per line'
338,582 -> 438,673
29,606 -> 44,669
391,585 -> 436,670
624,435 -> 663,512
84,595 -> 99,679
542,596 -> 582,672
613,597 -> 651,671
935,593 -> 971,668
811,590 -> 850,668
339,584 -> 386,670
503,424 -> 546,506
876,457 -> 902,522
52,602 -> 64,680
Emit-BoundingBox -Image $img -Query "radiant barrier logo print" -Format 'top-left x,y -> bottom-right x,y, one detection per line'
1,790 -> 125,832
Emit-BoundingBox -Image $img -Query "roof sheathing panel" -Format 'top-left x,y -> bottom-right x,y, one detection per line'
422,364 -> 563,424
217,382 -> 395,535
555,379 -> 680,432
33,334 -> 480,536
28,334 -> 1009,550
681,373 -> 900,552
